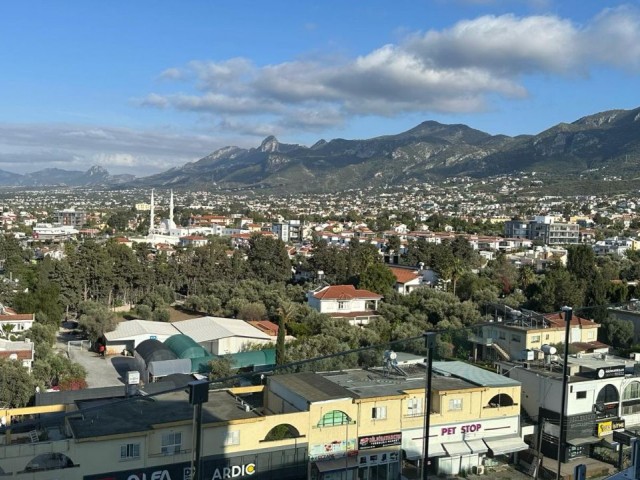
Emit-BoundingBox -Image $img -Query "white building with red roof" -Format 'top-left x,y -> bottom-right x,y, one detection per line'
0,313 -> 35,335
307,285 -> 383,326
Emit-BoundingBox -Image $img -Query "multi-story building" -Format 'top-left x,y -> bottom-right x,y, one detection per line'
499,352 -> 640,465
593,237 -> 639,256
472,310 -> 602,362
54,209 -> 87,227
504,216 -> 580,246
272,220 -> 302,243
0,359 -> 527,479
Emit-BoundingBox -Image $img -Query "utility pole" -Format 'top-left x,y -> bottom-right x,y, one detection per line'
422,332 -> 436,480
556,307 -> 573,480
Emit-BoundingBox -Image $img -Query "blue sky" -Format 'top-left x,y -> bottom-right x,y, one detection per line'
1,0 -> 639,175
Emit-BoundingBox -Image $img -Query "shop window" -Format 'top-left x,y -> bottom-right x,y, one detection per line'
372,406 -> 387,420
224,430 -> 240,446
448,398 -> 463,411
576,391 -> 587,399
317,410 -> 350,427
623,382 -> 640,401
161,432 -> 182,455
120,443 -> 140,460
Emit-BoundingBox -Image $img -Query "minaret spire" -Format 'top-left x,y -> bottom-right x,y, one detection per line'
169,189 -> 174,228
149,189 -> 155,235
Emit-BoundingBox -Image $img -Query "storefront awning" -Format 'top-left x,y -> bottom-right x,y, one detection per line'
465,438 -> 488,454
567,436 -> 600,446
443,441 -> 472,456
315,457 -> 358,472
428,442 -> 447,458
484,436 -> 529,456
402,437 -> 447,460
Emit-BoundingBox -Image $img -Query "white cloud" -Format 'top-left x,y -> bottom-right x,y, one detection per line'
139,7 -> 640,133
0,124 -> 230,176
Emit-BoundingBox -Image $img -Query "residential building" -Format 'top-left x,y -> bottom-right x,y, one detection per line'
388,266 -> 438,295
307,285 -> 382,326
0,313 -> 35,335
504,216 -> 580,246
472,309 -> 602,362
272,220 -> 302,243
0,338 -> 35,372
593,237 -> 639,256
54,209 -> 87,227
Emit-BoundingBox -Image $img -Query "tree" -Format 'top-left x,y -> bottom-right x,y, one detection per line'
77,301 -> 117,343
600,318 -> 634,349
209,356 -> 234,382
358,263 -> 396,296
152,308 -> 171,322
567,245 -> 596,281
237,302 -> 267,321
247,234 -> 291,283
276,301 -> 297,366
0,358 -> 34,407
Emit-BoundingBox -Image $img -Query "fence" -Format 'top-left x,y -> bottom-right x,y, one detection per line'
67,340 -> 91,353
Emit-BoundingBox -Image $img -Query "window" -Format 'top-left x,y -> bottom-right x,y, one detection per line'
120,443 -> 140,460
317,410 -> 350,427
545,334 -> 550,340
224,430 -> 240,446
372,406 -> 387,420
448,398 -> 463,411
161,432 -> 182,455
588,331 -> 595,340
338,301 -> 347,310
576,391 -> 587,399
511,334 -> 521,343
499,332 -> 506,340
407,397 -> 423,416
530,335 -> 541,343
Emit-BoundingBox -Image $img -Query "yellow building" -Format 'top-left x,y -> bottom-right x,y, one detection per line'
0,361 -> 525,479
474,311 -> 602,362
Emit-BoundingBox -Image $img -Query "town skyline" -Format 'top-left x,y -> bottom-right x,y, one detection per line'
1,1 -> 639,176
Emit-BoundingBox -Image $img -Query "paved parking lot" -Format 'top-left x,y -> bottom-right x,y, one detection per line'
57,327 -> 137,388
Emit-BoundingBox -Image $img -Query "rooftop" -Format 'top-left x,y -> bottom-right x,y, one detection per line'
311,285 -> 382,300
67,389 -> 260,439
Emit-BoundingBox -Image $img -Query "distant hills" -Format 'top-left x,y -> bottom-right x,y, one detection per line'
0,165 -> 134,187
2,106 -> 639,191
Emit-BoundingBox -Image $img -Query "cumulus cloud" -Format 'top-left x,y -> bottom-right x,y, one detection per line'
138,6 -> 640,132
0,124 -> 237,176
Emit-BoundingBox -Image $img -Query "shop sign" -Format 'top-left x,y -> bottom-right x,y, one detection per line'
597,421 -> 613,437
310,439 -> 357,460
441,423 -> 482,436
596,365 -> 625,379
358,432 -> 402,450
613,431 -> 633,446
211,464 -> 256,479
612,420 -> 625,431
85,460 -> 257,480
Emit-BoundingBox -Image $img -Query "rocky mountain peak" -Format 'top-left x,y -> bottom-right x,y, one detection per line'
260,136 -> 280,152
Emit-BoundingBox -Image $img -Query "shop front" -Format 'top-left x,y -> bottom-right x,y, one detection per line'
83,446 -> 308,480
401,417 -> 525,476
310,433 -> 402,480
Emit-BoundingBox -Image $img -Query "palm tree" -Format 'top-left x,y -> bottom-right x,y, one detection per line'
276,301 -> 297,366
0,323 -> 15,340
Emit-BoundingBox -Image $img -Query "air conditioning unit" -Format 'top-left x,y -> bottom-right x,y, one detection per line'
472,465 -> 485,475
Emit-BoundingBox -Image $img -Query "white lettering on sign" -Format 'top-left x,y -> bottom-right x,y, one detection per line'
127,471 -> 172,480
211,464 -> 255,480
441,423 -> 482,436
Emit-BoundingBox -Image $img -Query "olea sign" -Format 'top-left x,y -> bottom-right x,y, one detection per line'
125,464 -> 255,480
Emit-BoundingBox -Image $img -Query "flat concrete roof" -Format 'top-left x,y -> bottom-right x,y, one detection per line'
68,390 -> 260,440
268,371 -> 353,403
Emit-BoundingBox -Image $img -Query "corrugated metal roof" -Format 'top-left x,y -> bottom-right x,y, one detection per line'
432,361 -> 520,387
105,319 -> 179,341
172,316 -> 271,343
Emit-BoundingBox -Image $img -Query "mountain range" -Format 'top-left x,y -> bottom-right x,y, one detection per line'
3,106 -> 640,191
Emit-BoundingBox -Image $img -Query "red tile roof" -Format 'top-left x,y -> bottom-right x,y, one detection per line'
313,285 -> 382,300
249,320 -> 279,336
544,313 -> 598,328
0,314 -> 34,321
0,350 -> 32,360
389,266 -> 420,284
